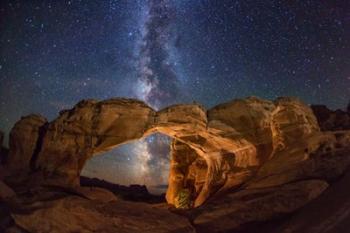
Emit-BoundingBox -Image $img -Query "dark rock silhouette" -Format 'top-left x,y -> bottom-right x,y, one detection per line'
0,130 -> 8,165
80,176 -> 165,203
311,105 -> 350,131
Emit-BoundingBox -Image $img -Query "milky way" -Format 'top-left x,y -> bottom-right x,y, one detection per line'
1,0 -> 349,188
128,0 -> 179,187
134,0 -> 181,109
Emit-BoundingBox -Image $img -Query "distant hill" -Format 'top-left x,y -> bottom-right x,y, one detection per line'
80,176 -> 166,204
148,184 -> 168,195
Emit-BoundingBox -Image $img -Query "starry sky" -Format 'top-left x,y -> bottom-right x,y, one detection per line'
0,0 -> 349,189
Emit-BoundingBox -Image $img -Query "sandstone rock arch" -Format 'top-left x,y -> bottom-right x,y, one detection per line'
6,96 -> 320,207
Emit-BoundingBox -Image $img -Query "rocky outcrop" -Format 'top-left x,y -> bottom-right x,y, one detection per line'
35,99 -> 156,184
2,96 -> 350,232
191,180 -> 328,233
311,105 -> 350,131
260,163 -> 350,233
9,188 -> 194,233
246,131 -> 350,189
166,140 -> 203,208
188,131 -> 350,232
272,97 -> 319,150
4,97 -> 328,208
7,114 -> 47,172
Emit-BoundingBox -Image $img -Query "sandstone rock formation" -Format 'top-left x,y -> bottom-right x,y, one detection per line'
8,187 -> 194,233
246,131 -> 350,189
7,114 -> 47,172
191,179 -> 328,233
4,97 -> 332,207
2,96 -> 350,233
260,162 -> 350,233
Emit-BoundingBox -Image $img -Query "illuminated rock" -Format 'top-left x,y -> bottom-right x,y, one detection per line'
246,131 -> 350,189
6,96 -> 344,209
7,114 -> 47,172
192,179 -> 328,233
11,193 -> 195,233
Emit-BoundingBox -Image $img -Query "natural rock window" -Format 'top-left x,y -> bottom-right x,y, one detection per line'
81,133 -> 171,195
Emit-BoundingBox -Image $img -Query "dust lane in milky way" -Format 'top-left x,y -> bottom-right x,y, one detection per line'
85,0 -> 180,186
134,0 -> 183,109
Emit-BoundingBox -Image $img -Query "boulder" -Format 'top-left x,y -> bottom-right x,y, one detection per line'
11,195 -> 194,233
192,180 -> 328,233
7,114 -> 47,172
271,97 -> 319,151
246,131 -> 350,189
261,168 -> 350,233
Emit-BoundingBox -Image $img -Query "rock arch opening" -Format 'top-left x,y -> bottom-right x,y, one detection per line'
81,133 -> 172,195
79,132 -> 209,208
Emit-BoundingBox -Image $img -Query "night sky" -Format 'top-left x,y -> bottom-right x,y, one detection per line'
1,0 -> 349,188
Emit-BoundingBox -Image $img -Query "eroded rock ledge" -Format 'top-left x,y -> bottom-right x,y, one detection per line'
1,96 -> 350,233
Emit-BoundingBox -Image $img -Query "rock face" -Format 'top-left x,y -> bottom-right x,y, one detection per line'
9,188 -> 194,233
7,114 -> 47,172
191,180 -> 328,233
246,131 -> 350,189
2,96 -> 350,232
4,97 -> 326,208
311,105 -> 350,131
36,99 -> 156,183
262,163 -> 350,233
166,140 -> 206,208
